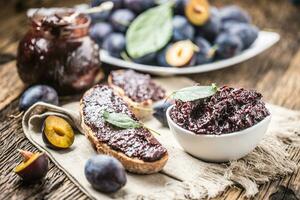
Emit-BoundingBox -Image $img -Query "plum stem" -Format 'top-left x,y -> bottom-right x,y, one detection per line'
17,149 -> 34,162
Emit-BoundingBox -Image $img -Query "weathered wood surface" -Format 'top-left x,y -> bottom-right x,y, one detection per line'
0,0 -> 299,199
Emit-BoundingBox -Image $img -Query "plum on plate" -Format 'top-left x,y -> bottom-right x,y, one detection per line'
42,116 -> 75,149
102,33 -> 126,58
90,22 -> 113,46
85,155 -> 127,193
185,0 -> 210,26
110,9 -> 135,32
227,23 -> 259,49
19,85 -> 59,111
215,32 -> 243,59
166,40 -> 197,67
172,15 -> 195,41
194,36 -> 213,65
174,0 -> 189,14
124,0 -> 155,13
156,45 -> 171,67
133,52 -> 156,64
220,5 -> 251,24
14,150 -> 48,182
197,7 -> 221,42
153,100 -> 173,127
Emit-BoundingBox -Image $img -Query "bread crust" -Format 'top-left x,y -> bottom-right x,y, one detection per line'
108,70 -> 154,120
80,87 -> 168,174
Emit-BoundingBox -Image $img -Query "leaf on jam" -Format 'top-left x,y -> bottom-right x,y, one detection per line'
171,83 -> 218,102
103,111 -> 141,129
102,111 -> 161,135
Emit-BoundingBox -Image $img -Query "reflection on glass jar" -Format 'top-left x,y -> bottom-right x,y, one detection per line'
17,8 -> 104,95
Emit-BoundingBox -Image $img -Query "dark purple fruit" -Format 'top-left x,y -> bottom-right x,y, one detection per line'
19,85 -> 59,111
197,7 -> 221,42
124,0 -> 155,13
174,0 -> 189,14
14,150 -> 48,182
156,45 -> 171,67
133,52 -> 156,65
219,5 -> 251,24
90,22 -> 113,46
172,15 -> 195,41
221,20 -> 242,32
227,23 -> 258,49
194,36 -> 213,65
84,155 -> 127,193
102,33 -> 126,58
215,32 -> 243,59
110,9 -> 135,32
153,100 -> 173,127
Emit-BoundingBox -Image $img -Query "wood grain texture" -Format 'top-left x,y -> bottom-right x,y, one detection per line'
0,0 -> 299,199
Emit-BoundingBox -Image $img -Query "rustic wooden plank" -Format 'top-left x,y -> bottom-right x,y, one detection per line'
0,61 -> 24,110
0,102 -> 87,200
268,50 -> 300,109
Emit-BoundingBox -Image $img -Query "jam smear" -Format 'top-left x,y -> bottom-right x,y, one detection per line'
170,86 -> 270,135
82,85 -> 167,162
110,70 -> 166,103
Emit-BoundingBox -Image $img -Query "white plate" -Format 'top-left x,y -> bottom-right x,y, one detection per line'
100,31 -> 280,76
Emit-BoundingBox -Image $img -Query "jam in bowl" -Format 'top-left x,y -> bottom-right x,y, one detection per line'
167,85 -> 271,162
17,8 -> 104,95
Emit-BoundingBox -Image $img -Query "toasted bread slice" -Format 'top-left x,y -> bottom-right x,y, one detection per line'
80,85 -> 168,174
108,70 -> 166,120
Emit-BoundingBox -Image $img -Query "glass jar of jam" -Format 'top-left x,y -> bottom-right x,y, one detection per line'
17,9 -> 103,95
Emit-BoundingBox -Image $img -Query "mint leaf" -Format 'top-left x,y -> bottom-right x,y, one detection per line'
102,111 -> 141,129
126,3 -> 173,59
171,84 -> 218,102
102,111 -> 161,135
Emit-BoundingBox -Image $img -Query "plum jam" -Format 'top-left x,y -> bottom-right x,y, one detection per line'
17,9 -> 103,95
110,70 -> 166,103
170,86 -> 270,135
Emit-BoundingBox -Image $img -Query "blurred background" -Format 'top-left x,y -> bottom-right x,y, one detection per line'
0,0 -> 300,108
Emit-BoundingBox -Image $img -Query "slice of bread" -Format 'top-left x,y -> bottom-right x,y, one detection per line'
108,70 -> 166,120
80,85 -> 168,174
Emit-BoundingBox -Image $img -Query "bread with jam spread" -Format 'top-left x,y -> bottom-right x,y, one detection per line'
80,85 -> 168,174
108,70 -> 166,119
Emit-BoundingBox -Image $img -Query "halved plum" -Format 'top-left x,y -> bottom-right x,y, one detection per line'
42,116 -> 75,149
185,0 -> 210,26
166,40 -> 197,67
14,149 -> 48,182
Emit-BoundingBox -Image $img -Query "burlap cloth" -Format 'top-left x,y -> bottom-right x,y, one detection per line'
22,77 -> 299,200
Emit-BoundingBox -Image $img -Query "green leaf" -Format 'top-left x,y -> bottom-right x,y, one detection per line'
103,111 -> 141,129
126,3 -> 173,59
171,84 -> 218,102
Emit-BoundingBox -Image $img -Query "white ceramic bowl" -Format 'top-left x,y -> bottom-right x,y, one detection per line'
166,105 -> 271,162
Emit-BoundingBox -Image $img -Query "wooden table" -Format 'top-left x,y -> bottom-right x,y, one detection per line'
0,0 -> 299,199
